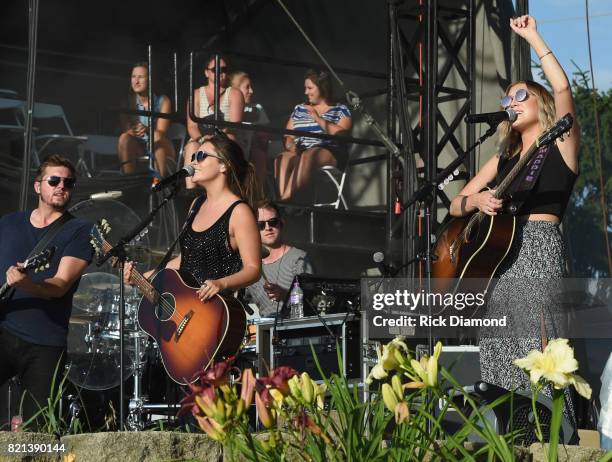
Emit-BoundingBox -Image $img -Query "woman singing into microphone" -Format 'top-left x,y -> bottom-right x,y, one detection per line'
125,135 -> 263,300
449,16 -> 580,407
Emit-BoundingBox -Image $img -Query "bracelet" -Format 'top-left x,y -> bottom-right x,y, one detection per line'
539,50 -> 553,59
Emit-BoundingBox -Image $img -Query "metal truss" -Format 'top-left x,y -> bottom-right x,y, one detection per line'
387,0 -> 476,275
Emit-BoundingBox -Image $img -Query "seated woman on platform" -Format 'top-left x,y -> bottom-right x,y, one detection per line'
118,62 -> 175,177
230,71 -> 270,184
275,69 -> 352,202
184,55 -> 245,189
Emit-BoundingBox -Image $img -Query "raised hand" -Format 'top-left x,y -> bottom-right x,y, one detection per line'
510,15 -> 538,41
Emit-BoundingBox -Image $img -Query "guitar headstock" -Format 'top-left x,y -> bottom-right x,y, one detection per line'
537,113 -> 573,147
90,219 -> 112,256
23,246 -> 56,273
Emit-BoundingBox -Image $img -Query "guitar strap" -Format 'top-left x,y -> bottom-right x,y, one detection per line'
152,195 -> 206,275
2,211 -> 74,303
503,145 -> 552,215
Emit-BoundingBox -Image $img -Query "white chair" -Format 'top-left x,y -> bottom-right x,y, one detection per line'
313,164 -> 349,210
30,102 -> 89,173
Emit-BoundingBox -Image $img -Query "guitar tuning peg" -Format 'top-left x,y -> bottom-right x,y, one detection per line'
453,169 -> 460,176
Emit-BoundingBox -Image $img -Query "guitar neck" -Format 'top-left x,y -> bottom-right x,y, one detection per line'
100,240 -> 158,303
0,282 -> 9,299
493,141 -> 540,198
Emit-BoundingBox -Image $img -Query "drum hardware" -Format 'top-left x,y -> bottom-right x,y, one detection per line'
65,394 -> 82,430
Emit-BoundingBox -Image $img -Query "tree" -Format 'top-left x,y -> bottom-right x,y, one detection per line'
563,67 -> 612,277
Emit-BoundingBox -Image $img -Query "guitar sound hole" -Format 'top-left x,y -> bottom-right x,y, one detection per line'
155,293 -> 176,321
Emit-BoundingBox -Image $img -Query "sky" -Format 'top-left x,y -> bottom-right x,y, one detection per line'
529,0 -> 612,91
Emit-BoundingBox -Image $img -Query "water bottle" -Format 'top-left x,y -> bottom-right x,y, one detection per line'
289,281 -> 304,319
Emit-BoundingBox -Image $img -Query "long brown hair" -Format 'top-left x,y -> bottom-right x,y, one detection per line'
207,134 -> 264,210
122,62 -> 149,128
497,80 -> 555,158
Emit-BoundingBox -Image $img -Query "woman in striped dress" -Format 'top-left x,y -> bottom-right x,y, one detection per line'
275,69 -> 352,202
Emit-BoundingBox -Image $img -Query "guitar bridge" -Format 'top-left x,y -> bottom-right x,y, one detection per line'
174,310 -> 193,342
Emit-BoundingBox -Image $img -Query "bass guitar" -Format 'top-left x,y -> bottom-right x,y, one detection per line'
432,114 -> 573,296
90,221 -> 247,385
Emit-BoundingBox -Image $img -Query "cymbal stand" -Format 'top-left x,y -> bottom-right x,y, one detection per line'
97,185 -> 180,430
126,332 -> 146,431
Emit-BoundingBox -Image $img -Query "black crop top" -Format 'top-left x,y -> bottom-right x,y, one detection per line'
179,198 -> 244,284
496,144 -> 577,219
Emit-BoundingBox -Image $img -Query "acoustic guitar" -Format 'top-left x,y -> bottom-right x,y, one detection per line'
432,114 -> 574,296
90,221 -> 247,385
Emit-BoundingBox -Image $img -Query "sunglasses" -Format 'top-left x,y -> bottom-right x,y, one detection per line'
501,88 -> 530,109
207,66 -> 227,74
257,218 -> 281,231
40,176 -> 76,189
190,151 -> 224,163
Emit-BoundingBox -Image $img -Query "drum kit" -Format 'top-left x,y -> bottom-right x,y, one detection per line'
65,272 -> 164,430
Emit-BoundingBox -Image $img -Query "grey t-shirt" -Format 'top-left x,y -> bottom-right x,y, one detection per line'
246,246 -> 312,317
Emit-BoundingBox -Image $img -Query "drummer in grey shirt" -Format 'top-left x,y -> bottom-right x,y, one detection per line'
246,201 -> 312,317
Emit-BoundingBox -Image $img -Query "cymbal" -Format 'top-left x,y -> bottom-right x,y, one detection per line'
87,282 -> 120,291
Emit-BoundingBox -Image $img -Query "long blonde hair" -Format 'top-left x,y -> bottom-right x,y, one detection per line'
497,80 -> 556,158
229,71 -> 249,89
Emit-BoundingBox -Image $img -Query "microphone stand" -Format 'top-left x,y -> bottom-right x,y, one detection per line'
402,122 -> 499,357
96,184 -> 180,431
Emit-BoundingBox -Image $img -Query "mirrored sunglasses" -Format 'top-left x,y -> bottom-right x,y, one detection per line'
257,218 -> 281,231
191,151 -> 223,163
501,88 -> 529,109
41,176 -> 76,189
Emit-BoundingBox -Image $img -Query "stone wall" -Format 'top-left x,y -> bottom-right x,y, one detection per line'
0,432 -> 609,462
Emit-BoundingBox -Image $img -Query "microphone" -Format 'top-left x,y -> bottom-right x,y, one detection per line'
151,165 -> 195,191
373,251 -> 397,277
465,108 -> 517,125
90,191 -> 123,200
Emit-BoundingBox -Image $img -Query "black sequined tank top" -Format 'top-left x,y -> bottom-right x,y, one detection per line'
179,198 -> 244,284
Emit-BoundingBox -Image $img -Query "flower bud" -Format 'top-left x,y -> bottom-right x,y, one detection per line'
382,383 -> 399,413
301,372 -> 315,404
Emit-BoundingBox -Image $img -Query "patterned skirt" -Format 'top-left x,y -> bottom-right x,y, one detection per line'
479,220 -> 570,392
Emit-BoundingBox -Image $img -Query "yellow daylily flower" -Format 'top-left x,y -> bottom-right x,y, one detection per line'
366,336 -> 410,384
407,341 -> 442,388
568,374 -> 592,400
382,383 -> 399,412
381,375 -> 410,424
514,338 -> 592,398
